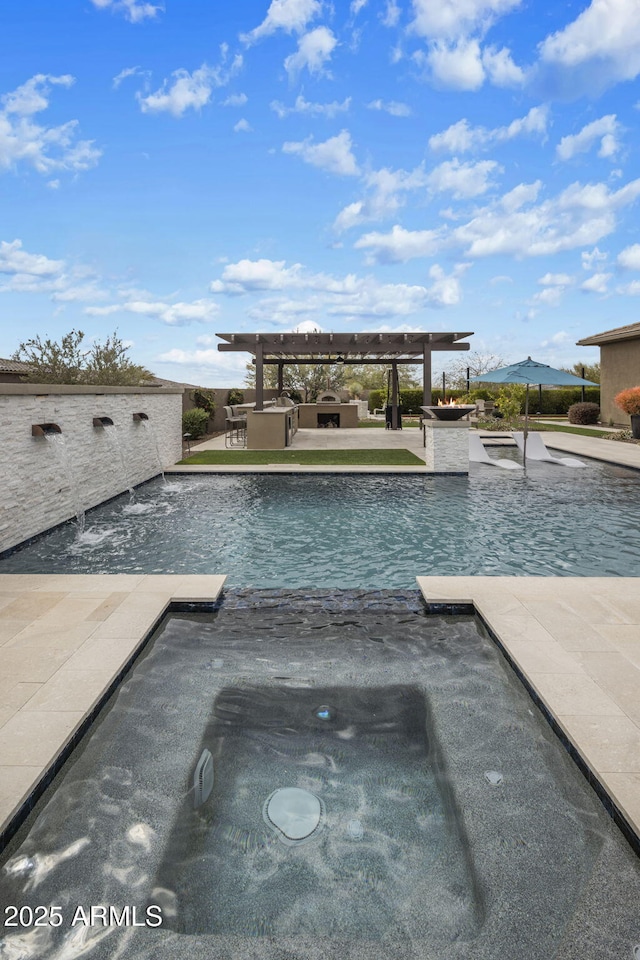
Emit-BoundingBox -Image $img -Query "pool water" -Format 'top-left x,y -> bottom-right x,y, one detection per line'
1,462 -> 639,584
1,590 -> 639,960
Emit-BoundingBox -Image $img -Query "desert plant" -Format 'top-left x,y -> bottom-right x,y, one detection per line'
614,387 -> 640,415
347,380 -> 363,399
182,408 -> 209,439
567,402 -> 600,425
192,388 -> 216,416
227,388 -> 244,406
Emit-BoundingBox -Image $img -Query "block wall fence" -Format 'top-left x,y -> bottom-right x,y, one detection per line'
0,385 -> 183,554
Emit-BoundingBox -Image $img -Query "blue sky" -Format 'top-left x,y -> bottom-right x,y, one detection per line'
2,0 -> 640,386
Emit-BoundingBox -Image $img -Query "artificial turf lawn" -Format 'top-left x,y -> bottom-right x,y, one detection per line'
178,448 -> 425,465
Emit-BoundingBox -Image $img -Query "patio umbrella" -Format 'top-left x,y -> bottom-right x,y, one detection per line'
470,357 -> 598,462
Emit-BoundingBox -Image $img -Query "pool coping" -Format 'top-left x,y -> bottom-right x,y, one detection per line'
1,574 -> 639,857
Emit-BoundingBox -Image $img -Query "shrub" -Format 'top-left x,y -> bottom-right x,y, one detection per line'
614,386 -> 640,415
182,408 -> 209,439
227,388 -> 244,406
567,402 -> 600,424
192,388 -> 216,416
287,388 -> 303,404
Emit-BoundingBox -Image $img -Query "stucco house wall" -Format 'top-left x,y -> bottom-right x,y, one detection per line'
577,323 -> 640,426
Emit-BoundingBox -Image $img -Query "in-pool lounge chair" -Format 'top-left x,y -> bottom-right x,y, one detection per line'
469,433 -> 522,470
511,431 -> 586,468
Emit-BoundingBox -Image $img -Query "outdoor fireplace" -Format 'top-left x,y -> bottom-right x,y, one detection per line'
318,412 -> 340,428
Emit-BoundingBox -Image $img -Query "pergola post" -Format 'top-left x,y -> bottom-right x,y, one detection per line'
423,344 -> 432,406
277,361 -> 284,394
391,361 -> 399,429
255,342 -> 264,411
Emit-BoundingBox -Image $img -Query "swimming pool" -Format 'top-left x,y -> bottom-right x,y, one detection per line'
1,590 -> 638,959
1,461 -> 639,584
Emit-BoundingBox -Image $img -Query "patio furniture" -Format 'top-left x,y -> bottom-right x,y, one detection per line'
469,433 -> 522,470
511,431 -> 586,468
224,405 -> 247,448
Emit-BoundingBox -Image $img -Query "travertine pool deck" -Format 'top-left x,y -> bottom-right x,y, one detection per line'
1,573 -> 638,854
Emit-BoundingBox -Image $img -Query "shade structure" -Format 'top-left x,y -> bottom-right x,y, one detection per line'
470,358 -> 598,462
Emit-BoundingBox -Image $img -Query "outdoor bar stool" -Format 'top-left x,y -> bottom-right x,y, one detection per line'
224,405 -> 247,448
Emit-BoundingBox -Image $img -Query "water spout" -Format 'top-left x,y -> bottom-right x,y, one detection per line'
32,423 -> 62,437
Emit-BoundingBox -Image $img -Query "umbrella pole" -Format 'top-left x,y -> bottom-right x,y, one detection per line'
523,384 -> 530,463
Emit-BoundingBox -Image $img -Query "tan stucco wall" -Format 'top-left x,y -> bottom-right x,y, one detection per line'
600,340 -> 640,425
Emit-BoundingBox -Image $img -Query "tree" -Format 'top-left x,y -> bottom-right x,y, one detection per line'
563,361 -> 600,384
438,351 -> 507,390
341,363 -> 421,391
13,329 -> 154,385
244,361 -> 347,401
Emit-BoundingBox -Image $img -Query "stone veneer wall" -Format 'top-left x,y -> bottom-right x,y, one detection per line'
423,421 -> 470,473
0,385 -> 183,554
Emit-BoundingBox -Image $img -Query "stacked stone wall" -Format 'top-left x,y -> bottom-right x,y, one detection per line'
0,386 -> 182,553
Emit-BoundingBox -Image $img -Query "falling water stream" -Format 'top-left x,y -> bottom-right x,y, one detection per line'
140,419 -> 166,483
44,433 -> 85,532
102,424 -> 134,499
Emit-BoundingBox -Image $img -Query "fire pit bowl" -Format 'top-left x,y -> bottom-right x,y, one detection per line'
421,404 -> 477,421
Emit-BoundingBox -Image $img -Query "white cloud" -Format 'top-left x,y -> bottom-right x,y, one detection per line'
222,93 -> 248,107
410,0 -> 522,42
284,26 -> 337,78
241,0 -> 322,45
120,298 -> 220,325
0,75 -> 101,175
367,99 -> 412,117
617,280 -> 640,296
538,272 -> 572,286
233,118 -> 252,132
270,94 -> 351,118
208,257 -> 465,321
538,0 -> 640,96
84,304 -> 122,316
453,178 -> 640,258
211,259 -> 307,294
354,176 -> 640,264
482,46 -> 525,86
90,0 -> 162,23
137,51 -> 243,117
428,38 -> 485,90
112,66 -> 144,89
581,272 -> 611,294
382,0 -> 401,27
283,130 -> 359,176
428,105 -> 548,153
332,163 -> 432,233
350,0 -> 369,14
0,239 -> 65,278
532,272 -> 573,306
354,224 -> 442,263
333,201 -> 367,232
556,115 -> 621,161
581,246 -> 608,270
617,244 -> 640,270
427,158 -> 500,198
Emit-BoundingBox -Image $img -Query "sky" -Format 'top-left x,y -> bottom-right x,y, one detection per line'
2,0 -> 640,386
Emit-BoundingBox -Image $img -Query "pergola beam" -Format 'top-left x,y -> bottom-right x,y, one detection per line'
217,331 -> 473,417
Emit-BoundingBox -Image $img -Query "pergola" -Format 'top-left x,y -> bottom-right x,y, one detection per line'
217,331 -> 473,425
